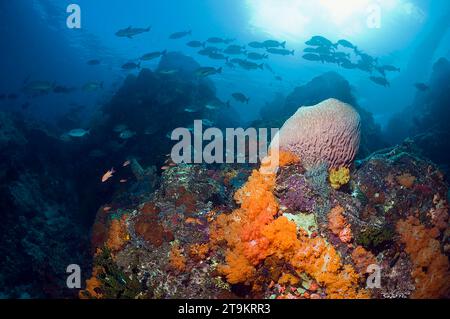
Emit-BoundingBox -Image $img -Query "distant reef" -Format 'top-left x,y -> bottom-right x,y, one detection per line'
386,57 -> 450,170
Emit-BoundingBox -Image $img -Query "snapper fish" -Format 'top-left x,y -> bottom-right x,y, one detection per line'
195,67 -> 222,77
208,52 -> 229,61
87,59 -> 101,66
119,130 -> 137,139
380,65 -> 401,72
223,45 -> 246,55
169,30 -> 192,39
414,83 -> 429,91
184,105 -> 203,113
201,119 -> 215,127
205,99 -> 230,110
122,62 -> 141,70
83,82 -> 103,92
248,41 -> 265,49
23,81 -> 55,94
116,26 -> 151,38
247,52 -> 268,60
302,53 -> 323,62
236,60 -> 264,70
370,76 -> 390,87
336,39 -> 356,50
113,124 -> 128,133
207,37 -> 234,44
232,92 -> 250,104
68,128 -> 90,138
198,46 -> 221,56
262,40 -> 286,48
267,48 -> 294,56
140,50 -> 167,61
158,69 -> 179,75
186,40 -> 205,48
305,36 -> 334,48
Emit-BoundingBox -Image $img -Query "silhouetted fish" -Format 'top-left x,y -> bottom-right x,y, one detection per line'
186,40 -> 205,48
169,30 -> 192,39
87,59 -> 101,66
370,76 -> 390,87
116,26 -> 151,38
414,83 -> 429,91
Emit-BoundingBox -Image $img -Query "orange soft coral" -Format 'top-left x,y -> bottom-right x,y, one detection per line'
429,193 -> 449,231
211,158 -> 367,298
169,243 -> 187,272
396,173 -> 416,189
214,168 -> 278,284
79,266 -> 103,299
396,216 -> 450,298
188,243 -> 210,261
260,150 -> 300,174
327,206 -> 352,243
351,246 -> 377,275
105,215 -> 129,252
292,234 -> 368,299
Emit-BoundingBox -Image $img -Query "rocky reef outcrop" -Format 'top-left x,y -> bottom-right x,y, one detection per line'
80,101 -> 449,299
0,52 -> 245,298
0,112 -> 91,298
85,52 -> 241,170
386,57 -> 450,171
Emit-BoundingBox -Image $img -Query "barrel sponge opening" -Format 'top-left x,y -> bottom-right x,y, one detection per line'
271,98 -> 361,169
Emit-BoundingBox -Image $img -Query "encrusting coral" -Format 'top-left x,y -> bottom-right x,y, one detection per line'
105,215 -> 129,252
327,206 -> 353,243
351,246 -> 377,275
169,242 -> 187,272
396,173 -> 416,189
396,216 -> 450,298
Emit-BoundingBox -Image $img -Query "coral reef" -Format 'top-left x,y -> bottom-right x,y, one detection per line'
396,216 -> 449,298
81,131 -> 449,299
80,137 -> 449,299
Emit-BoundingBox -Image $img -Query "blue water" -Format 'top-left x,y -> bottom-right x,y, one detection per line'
0,0 -> 449,125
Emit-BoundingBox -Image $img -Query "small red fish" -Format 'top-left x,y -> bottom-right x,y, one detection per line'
102,168 -> 115,182
120,179 -> 127,183
123,160 -> 130,167
161,166 -> 170,170
103,206 -> 112,212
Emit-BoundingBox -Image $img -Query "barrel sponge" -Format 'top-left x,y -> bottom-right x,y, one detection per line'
271,98 -> 361,169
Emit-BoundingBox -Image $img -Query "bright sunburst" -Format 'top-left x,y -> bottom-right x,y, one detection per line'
245,0 -> 421,43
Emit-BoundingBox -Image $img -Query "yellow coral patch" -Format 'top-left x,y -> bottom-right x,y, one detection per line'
329,167 -> 350,190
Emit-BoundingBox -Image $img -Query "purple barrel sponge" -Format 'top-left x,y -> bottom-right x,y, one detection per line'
271,98 -> 361,170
